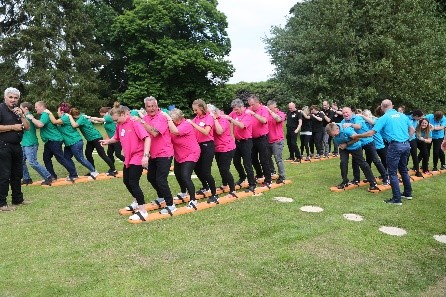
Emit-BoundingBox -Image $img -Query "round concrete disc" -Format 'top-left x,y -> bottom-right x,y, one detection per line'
343,213 -> 363,222
379,226 -> 407,236
300,206 -> 324,213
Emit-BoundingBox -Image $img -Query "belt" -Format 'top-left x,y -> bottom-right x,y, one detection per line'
389,140 -> 408,144
253,134 -> 268,140
0,140 -> 20,146
235,138 -> 250,142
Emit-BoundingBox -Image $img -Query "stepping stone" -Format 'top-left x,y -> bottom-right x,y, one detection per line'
273,197 -> 294,203
343,213 -> 363,222
300,206 -> 324,213
433,235 -> 446,244
379,226 -> 407,236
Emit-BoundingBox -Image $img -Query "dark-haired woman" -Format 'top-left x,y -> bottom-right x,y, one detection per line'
425,111 -> 446,171
416,118 -> 432,174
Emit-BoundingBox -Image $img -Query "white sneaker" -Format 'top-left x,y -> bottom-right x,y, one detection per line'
187,200 -> 198,209
151,197 -> 165,206
160,205 -> 177,215
129,211 -> 148,221
89,171 -> 100,179
124,201 -> 138,211
174,192 -> 188,200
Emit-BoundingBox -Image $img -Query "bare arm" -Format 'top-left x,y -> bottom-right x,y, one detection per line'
187,119 -> 211,135
44,110 -> 63,125
26,114 -> 44,128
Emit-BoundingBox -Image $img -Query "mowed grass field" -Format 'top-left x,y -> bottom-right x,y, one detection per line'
1,126 -> 446,297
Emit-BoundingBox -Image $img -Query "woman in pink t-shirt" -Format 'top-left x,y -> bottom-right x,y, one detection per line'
187,99 -> 218,204
207,104 -> 237,196
100,105 -> 151,222
163,109 -> 201,209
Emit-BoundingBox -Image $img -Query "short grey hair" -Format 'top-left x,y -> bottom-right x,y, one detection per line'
231,99 -> 244,108
267,100 -> 277,107
144,96 -> 157,105
169,108 -> 184,122
207,104 -> 220,114
4,87 -> 20,97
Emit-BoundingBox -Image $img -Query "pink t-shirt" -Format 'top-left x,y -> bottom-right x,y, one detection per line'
267,110 -> 286,143
229,110 -> 252,140
249,105 -> 269,138
115,118 -> 149,168
192,112 -> 214,143
170,119 -> 201,163
143,110 -> 174,158
214,117 -> 236,153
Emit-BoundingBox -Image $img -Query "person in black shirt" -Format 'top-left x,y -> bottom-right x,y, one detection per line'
309,105 -> 325,158
331,102 -> 343,156
0,87 -> 30,211
285,102 -> 302,161
321,101 -> 334,157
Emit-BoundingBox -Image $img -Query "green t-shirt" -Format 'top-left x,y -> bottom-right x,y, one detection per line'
103,114 -> 116,138
39,112 -> 63,143
58,114 -> 82,146
21,112 -> 39,147
130,109 -> 139,117
76,115 -> 102,141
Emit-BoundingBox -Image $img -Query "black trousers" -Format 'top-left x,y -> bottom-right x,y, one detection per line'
300,134 -> 311,156
147,156 -> 173,206
251,135 -> 272,183
0,142 -> 24,206
107,142 -> 125,164
376,146 -> 388,170
215,149 -> 235,192
432,138 -> 445,168
174,160 -> 196,200
85,138 -> 116,171
339,148 -> 376,184
310,131 -> 323,155
417,140 -> 430,172
233,139 -> 256,187
362,141 -> 387,179
286,128 -> 300,159
195,141 -> 217,195
122,164 -> 145,205
408,139 -> 419,171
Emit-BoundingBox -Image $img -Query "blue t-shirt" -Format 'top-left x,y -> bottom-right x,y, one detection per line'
425,114 -> 446,139
373,109 -> 411,142
333,124 -> 362,151
341,115 -> 373,146
364,120 -> 385,150
420,130 -> 432,139
408,115 -> 419,141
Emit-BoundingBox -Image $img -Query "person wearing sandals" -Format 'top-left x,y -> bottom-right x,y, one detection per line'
222,99 -> 256,193
0,87 -> 30,211
351,99 -> 414,205
425,111 -> 446,171
85,104 -> 125,173
100,105 -> 151,221
285,102 -> 302,162
68,108 -> 117,177
208,104 -> 237,197
20,102 -> 53,186
188,99 -> 219,203
325,123 -> 379,191
139,96 -> 176,215
32,101 -> 78,182
163,109 -> 201,208
44,103 -> 100,180
416,118 -> 432,175
266,100 -> 286,184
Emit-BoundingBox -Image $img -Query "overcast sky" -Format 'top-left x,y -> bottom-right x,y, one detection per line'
217,0 -> 297,84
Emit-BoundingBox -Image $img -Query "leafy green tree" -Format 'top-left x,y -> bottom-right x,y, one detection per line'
111,0 -> 234,110
266,0 -> 446,111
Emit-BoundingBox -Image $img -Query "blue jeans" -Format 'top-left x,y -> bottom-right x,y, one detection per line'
22,145 -> 52,180
64,140 -> 95,172
386,142 -> 412,201
43,140 -> 78,179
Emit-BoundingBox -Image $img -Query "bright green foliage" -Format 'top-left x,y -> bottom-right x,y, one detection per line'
111,0 -> 234,110
0,0 -> 108,113
266,0 -> 446,111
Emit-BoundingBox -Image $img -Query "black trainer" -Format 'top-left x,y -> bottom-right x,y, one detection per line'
21,179 -> 33,185
368,184 -> 380,191
384,198 -> 402,205
40,179 -> 52,186
206,195 -> 219,204
415,171 -> 424,177
276,176 -> 285,184
244,185 -> 256,193
337,181 -> 349,189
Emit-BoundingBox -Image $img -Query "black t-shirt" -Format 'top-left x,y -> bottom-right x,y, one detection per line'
0,102 -> 23,144
301,115 -> 312,132
332,110 -> 343,123
311,111 -> 325,133
286,110 -> 302,128
322,108 -> 334,127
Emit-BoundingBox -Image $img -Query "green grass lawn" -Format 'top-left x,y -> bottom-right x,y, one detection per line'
1,129 -> 446,296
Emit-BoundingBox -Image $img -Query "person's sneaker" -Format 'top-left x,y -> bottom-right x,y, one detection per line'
187,200 -> 198,209
415,171 -> 424,177
106,169 -> 118,176
368,184 -> 380,191
432,167 -> 439,172
337,181 -> 349,189
151,197 -> 165,206
159,205 -> 177,215
276,176 -> 285,184
206,195 -> 219,204
362,178 -> 369,183
401,194 -> 413,200
124,201 -> 138,211
84,172 -> 91,177
0,205 -> 16,211
314,154 -> 320,159
245,185 -> 256,193
12,200 -> 32,206
261,181 -> 272,188
324,154 -> 329,158
89,171 -> 100,180
174,192 -> 188,200
66,176 -> 78,182
21,179 -> 33,185
423,170 -> 431,175
350,180 -> 361,186
129,211 -> 148,221
255,175 -> 264,182
382,180 -> 390,186
441,165 -> 446,170
195,188 -> 210,196
305,156 -> 311,161
40,178 -> 53,186
294,157 -> 302,163
384,198 -> 402,205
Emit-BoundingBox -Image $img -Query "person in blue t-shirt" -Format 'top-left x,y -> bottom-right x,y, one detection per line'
352,99 -> 414,206
407,110 -> 423,177
416,118 -> 433,174
325,122 -> 379,191
424,111 -> 446,171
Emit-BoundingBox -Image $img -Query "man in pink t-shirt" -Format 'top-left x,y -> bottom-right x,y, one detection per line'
247,95 -> 272,186
224,99 -> 256,192
140,96 -> 175,215
266,100 -> 286,184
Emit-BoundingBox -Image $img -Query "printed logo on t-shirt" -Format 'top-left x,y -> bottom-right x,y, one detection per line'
199,121 -> 205,127
121,129 -> 126,137
292,114 -> 295,118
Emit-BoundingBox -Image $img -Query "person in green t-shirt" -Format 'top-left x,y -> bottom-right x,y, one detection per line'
85,106 -> 125,171
44,102 -> 100,179
68,107 -> 117,176
20,102 -> 53,186
31,101 -> 78,182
